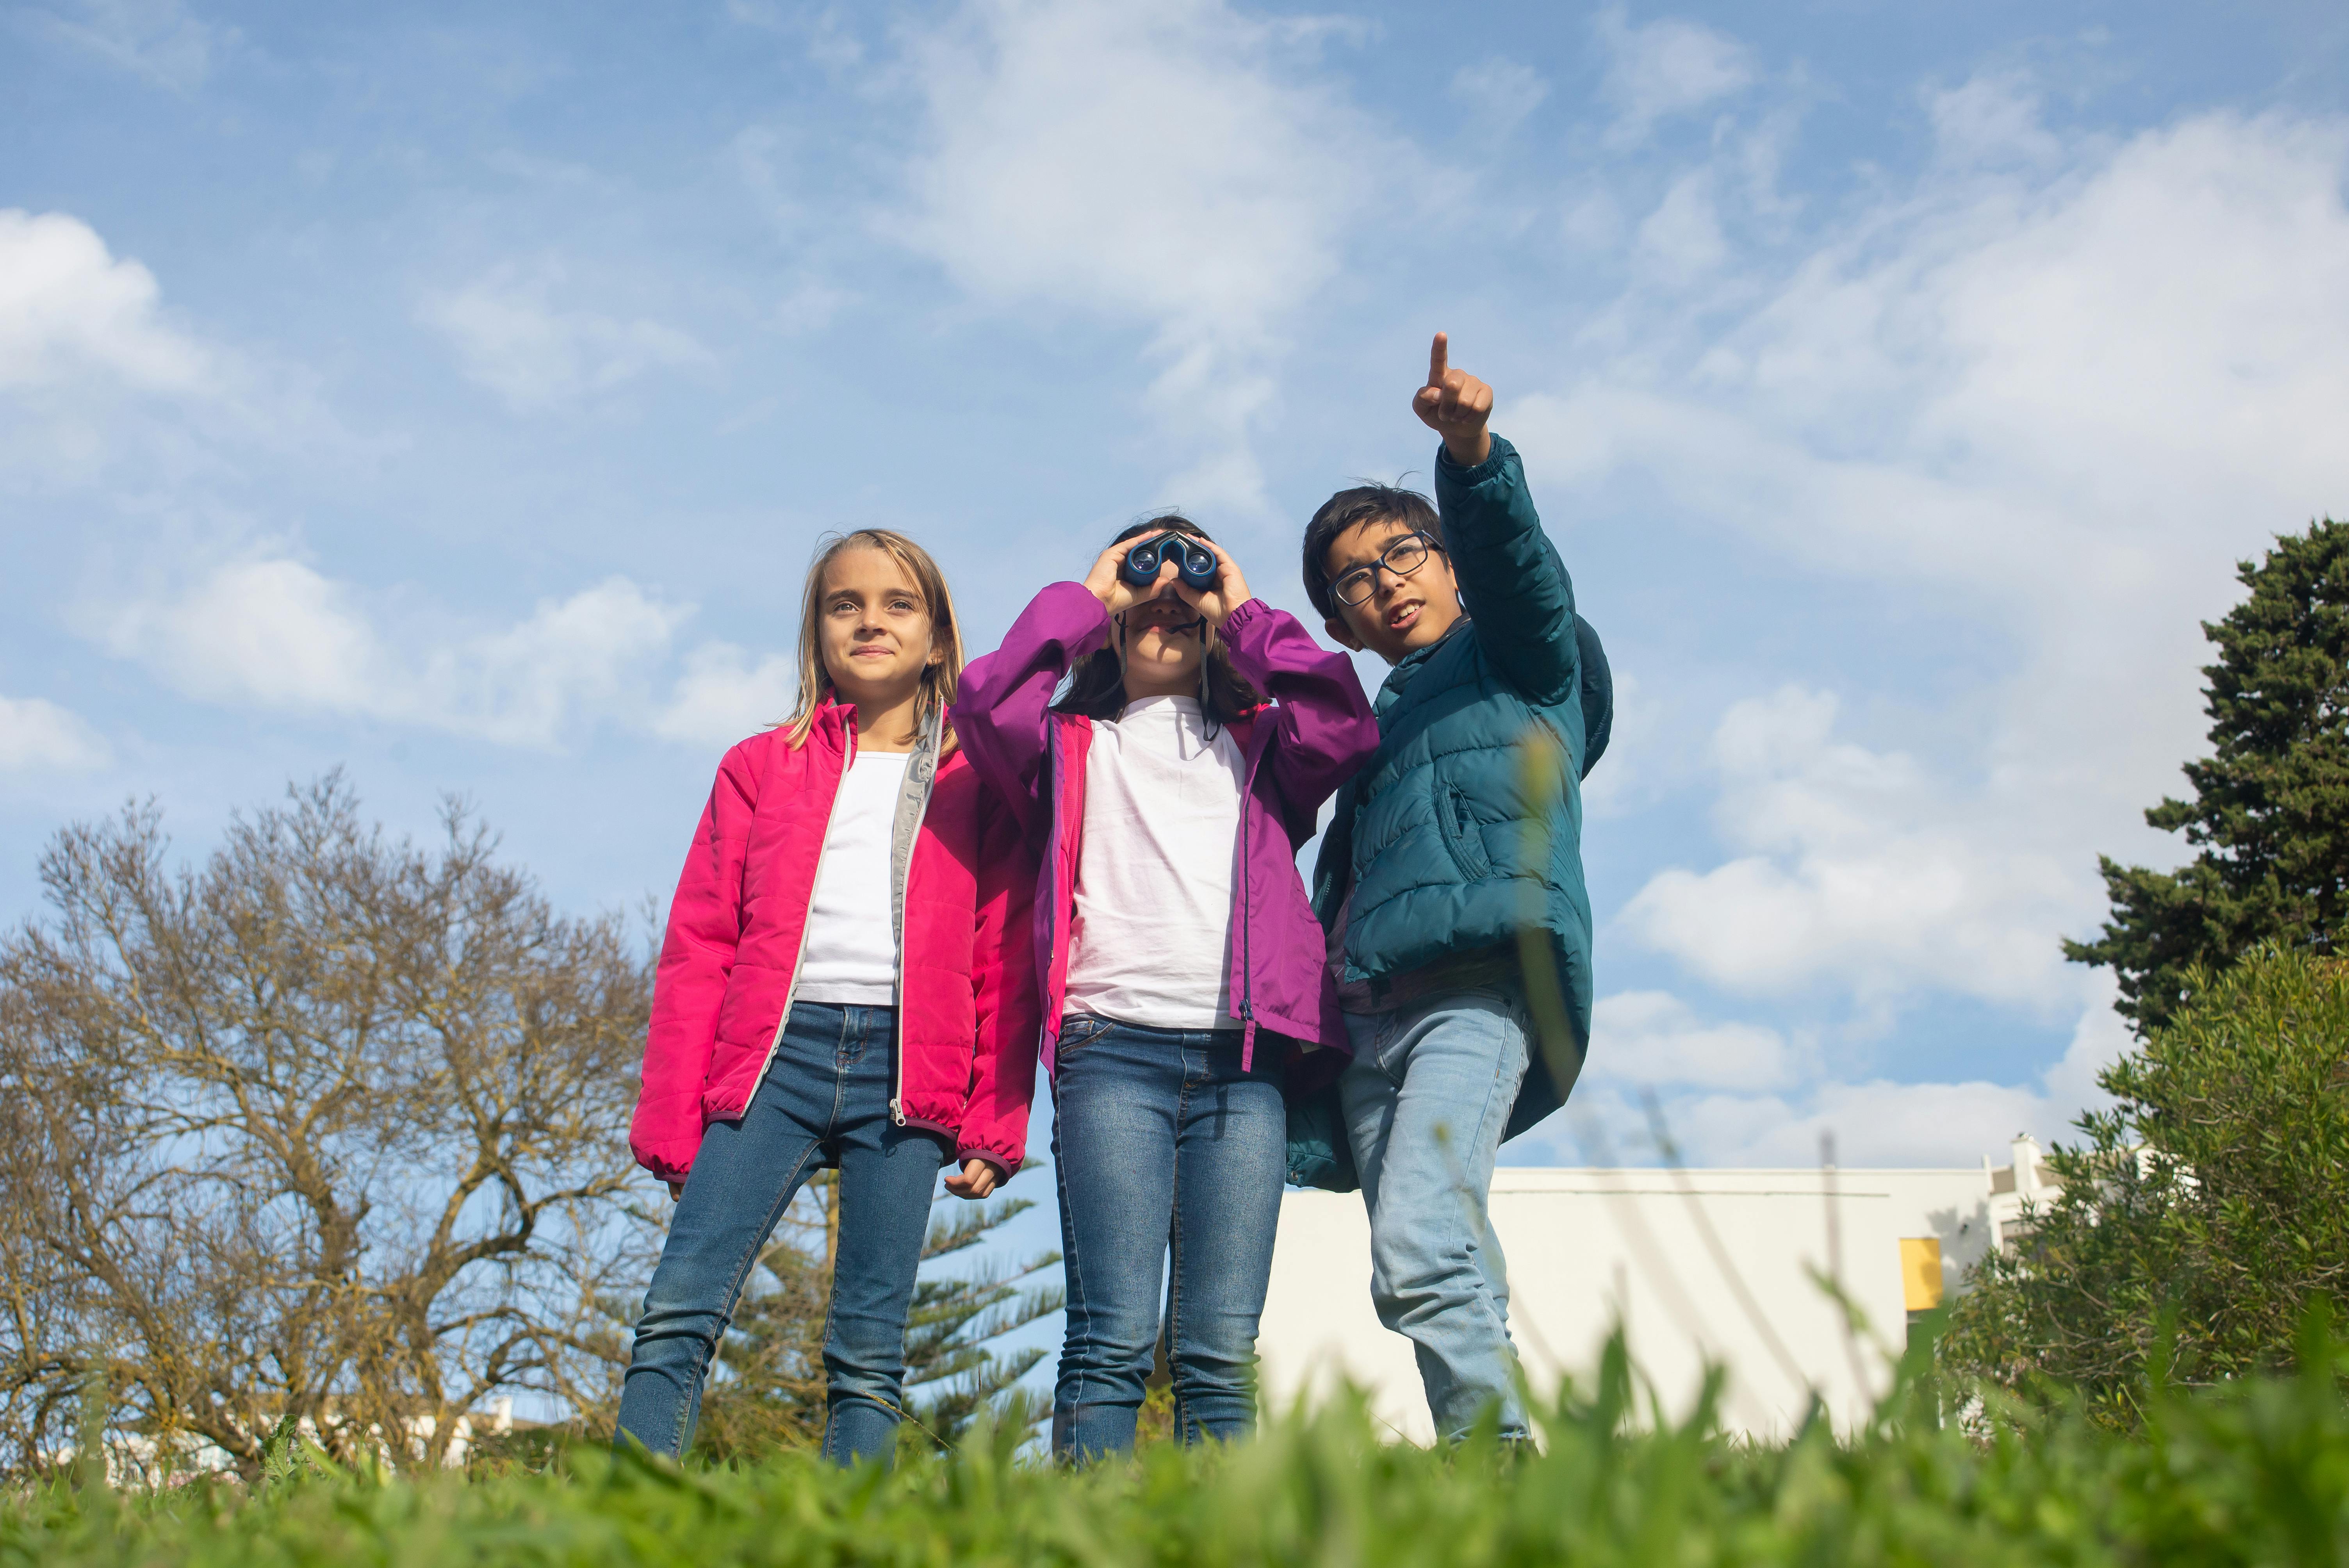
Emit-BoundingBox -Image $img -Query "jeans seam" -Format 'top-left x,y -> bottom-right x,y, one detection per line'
675,1131 -> 824,1457
1168,1046 -> 1189,1444
1435,1001 -> 1524,1436
829,1006 -> 854,1136
1049,1084 -> 1089,1449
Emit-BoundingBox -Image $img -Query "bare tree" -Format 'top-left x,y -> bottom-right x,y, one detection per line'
0,775 -> 655,1477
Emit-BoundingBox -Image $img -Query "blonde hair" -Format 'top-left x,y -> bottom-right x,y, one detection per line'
779,529 -> 964,749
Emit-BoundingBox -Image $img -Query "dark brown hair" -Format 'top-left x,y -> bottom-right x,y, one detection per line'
1300,483 -> 1442,620
1052,516 -> 1265,724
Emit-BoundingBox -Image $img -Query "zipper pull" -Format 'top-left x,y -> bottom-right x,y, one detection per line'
1240,1001 -> 1257,1072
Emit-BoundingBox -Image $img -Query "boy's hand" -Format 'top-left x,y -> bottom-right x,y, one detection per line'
1412,331 -> 1493,468
1171,536 -> 1254,628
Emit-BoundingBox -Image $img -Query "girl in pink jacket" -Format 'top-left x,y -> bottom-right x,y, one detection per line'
617,529 -> 1039,1468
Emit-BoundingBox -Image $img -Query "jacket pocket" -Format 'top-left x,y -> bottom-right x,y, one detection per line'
1436,782 -> 1494,882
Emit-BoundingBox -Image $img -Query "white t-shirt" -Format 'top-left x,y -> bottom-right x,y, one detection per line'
1063,695 -> 1247,1030
795,749 -> 911,1006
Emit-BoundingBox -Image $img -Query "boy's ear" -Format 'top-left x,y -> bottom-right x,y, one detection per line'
1324,614 -> 1364,653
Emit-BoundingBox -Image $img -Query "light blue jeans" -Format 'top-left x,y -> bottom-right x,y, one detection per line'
1339,984 -> 1532,1441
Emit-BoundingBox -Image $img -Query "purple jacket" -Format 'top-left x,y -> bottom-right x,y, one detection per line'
952,583 -> 1379,1072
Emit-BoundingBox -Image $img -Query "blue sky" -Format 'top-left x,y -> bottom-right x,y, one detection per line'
5,0 -> 2349,1185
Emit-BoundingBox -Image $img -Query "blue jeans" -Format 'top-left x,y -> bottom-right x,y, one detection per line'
615,1002 -> 948,1466
1340,984 -> 1532,1441
1049,1016 -> 1287,1460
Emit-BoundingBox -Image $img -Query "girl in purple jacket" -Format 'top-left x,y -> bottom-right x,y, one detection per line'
952,518 -> 1378,1459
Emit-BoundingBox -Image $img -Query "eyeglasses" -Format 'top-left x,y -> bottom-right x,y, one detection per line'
1330,532 -> 1441,608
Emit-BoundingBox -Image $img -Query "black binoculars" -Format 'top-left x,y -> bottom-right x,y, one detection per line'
1118,533 -> 1219,592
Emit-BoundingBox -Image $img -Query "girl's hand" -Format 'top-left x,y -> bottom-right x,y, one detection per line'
943,1158 -> 999,1199
1172,537 -> 1253,628
1083,541 -> 1173,617
667,1180 -> 684,1201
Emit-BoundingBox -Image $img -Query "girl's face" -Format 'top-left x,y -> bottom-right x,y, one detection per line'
819,547 -> 938,706
1117,589 -> 1207,692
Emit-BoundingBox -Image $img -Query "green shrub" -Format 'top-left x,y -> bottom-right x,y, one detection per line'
1941,948 -> 2349,1421
8,1331 -> 2349,1565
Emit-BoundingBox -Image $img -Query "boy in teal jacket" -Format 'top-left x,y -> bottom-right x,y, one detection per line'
1299,333 -> 1608,1443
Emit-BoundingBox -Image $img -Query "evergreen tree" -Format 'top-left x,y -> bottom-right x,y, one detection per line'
2067,518 -> 2349,1031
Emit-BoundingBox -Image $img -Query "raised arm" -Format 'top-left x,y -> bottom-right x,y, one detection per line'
630,744 -> 758,1183
1219,597 -> 1379,843
1417,332 -> 1579,708
949,581 -> 1114,841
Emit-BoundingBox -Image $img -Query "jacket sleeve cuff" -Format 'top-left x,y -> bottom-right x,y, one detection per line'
1043,580 -> 1116,656
634,1143 -> 697,1185
959,1146 -> 1019,1183
1435,432 -> 1516,490
1217,596 -> 1279,675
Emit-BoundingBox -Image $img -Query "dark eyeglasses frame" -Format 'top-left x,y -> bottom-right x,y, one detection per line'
1331,531 -> 1443,609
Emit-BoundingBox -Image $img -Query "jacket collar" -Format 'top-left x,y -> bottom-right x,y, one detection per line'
1374,617 -> 1472,718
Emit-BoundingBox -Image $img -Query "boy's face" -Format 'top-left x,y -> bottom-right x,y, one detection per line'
1322,516 -> 1463,666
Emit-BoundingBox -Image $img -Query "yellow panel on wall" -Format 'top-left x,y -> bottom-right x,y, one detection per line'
1900,1237 -> 1944,1311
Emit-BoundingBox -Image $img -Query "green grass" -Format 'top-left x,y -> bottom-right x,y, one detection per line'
9,1336 -> 2349,1566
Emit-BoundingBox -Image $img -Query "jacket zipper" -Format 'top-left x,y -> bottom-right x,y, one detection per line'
745,718 -> 856,1111
889,709 -> 942,1128
1236,722 -> 1262,1071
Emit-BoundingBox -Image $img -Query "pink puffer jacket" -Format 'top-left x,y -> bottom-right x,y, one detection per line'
629,701 -> 1041,1183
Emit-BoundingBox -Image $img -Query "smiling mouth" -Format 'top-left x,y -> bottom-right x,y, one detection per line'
1386,601 -> 1422,632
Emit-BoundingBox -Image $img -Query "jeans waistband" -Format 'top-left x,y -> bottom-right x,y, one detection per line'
1062,1012 -> 1245,1045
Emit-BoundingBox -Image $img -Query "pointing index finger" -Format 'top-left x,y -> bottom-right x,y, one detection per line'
1428,331 -> 1449,388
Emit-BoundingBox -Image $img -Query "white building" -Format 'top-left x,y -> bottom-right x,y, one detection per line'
1257,1135 -> 2060,1442
60,1396 -> 524,1484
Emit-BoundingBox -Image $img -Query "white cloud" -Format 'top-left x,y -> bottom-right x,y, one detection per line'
0,208 -> 348,490
1926,72 -> 2064,170
1588,989 -> 1798,1092
418,265 -> 714,412
892,0 -> 1406,506
1557,973 -> 2133,1169
0,210 -> 209,396
0,695 -> 109,772
725,0 -> 863,69
1524,98 -> 2349,1017
94,557 -> 696,748
652,642 -> 797,747
1648,1076 -> 2048,1169
1634,169 -> 1728,282
21,0 -> 224,92
1620,686 -> 2083,1011
1451,57 -> 1548,134
1594,5 -> 1752,148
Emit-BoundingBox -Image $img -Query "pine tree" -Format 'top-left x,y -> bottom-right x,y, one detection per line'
689,1168 -> 1061,1460
900,1183 -> 1062,1446
2067,518 -> 2349,1031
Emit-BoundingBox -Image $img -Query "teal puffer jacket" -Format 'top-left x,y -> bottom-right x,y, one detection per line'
1310,433 -> 1607,1145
